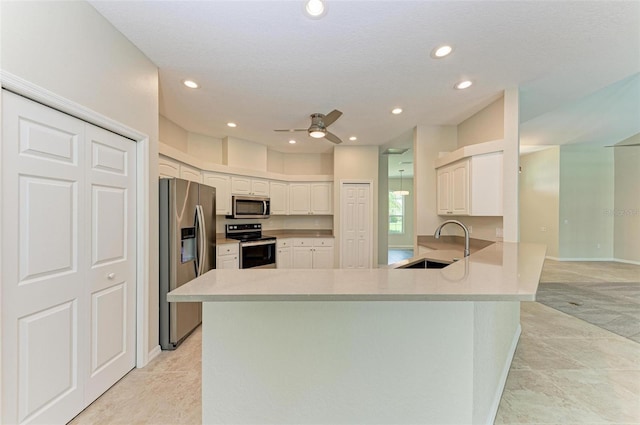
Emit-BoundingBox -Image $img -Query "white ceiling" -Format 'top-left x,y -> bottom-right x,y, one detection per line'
90,0 -> 640,157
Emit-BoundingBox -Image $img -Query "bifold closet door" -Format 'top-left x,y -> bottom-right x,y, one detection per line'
1,90 -> 136,424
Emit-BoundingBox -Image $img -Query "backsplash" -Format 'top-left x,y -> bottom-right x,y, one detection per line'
215,215 -> 333,234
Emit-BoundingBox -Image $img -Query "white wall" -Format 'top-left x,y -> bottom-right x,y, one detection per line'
520,147 -> 560,257
388,177 -> 414,248
1,1 -> 159,360
188,132 -> 223,163
159,114 -> 188,151
413,125 -> 458,238
283,153 -> 333,175
334,146 -> 379,266
223,136 -> 268,171
559,144 -> 614,259
457,96 -> 504,148
614,134 -> 640,263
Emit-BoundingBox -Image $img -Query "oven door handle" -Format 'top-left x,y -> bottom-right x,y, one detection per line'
240,240 -> 276,248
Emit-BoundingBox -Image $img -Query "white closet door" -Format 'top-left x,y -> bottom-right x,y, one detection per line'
1,91 -> 136,424
84,125 -> 136,403
341,183 -> 371,268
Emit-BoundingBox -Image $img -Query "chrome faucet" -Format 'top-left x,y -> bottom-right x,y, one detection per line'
434,220 -> 470,257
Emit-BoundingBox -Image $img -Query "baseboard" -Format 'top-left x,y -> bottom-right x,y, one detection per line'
549,257 -> 614,262
486,323 -> 522,425
614,258 -> 640,266
546,256 -> 639,265
145,345 -> 162,366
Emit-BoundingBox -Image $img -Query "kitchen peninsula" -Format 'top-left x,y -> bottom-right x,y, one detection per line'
168,241 -> 546,424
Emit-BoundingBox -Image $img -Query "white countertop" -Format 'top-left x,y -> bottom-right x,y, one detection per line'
167,242 -> 546,302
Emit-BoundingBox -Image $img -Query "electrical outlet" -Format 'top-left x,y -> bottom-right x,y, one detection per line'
468,225 -> 473,234
540,226 -> 547,232
496,227 -> 503,238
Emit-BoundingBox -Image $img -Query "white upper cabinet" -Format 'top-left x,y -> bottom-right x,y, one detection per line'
231,176 -> 269,196
310,183 -> 332,214
202,172 -> 232,215
180,163 -> 202,183
269,181 -> 288,215
159,156 -> 180,178
289,182 -> 332,215
436,152 -> 502,216
159,155 -> 201,182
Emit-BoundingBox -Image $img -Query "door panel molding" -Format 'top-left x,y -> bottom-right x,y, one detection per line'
1,70 -> 153,371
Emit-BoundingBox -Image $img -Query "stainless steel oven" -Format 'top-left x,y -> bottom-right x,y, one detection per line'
226,223 -> 276,269
239,239 -> 276,269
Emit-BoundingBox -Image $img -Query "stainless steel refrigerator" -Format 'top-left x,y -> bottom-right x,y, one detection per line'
159,178 -> 216,350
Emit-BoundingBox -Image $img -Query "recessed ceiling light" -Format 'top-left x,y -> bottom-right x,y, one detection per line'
349,136 -> 357,141
431,45 -> 454,58
304,0 -> 326,18
227,122 -> 237,128
289,140 -> 297,144
391,108 -> 403,115
183,80 -> 199,89
454,80 -> 473,90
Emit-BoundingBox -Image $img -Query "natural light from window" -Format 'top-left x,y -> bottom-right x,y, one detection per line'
389,191 -> 405,234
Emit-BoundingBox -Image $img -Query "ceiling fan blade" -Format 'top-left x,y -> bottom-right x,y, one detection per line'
274,129 -> 307,132
322,109 -> 343,127
605,143 -> 640,147
324,131 -> 343,144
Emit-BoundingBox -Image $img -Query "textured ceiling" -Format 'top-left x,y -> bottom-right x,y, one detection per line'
90,0 -> 640,157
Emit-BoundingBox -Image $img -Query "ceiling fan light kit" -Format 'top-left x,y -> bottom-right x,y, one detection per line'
274,109 -> 344,144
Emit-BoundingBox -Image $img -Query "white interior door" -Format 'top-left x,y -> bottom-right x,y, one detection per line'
84,125 -> 136,403
1,91 -> 136,424
341,183 -> 371,268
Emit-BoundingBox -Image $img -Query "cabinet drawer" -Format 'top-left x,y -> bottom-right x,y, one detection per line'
276,238 -> 292,248
293,238 -> 315,247
217,243 -> 239,256
314,238 -> 334,247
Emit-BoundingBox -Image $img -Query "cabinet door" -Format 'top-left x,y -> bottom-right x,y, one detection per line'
310,183 -> 332,214
180,163 -> 202,183
292,247 -> 313,268
436,167 -> 452,215
159,156 -> 180,178
276,246 -> 292,269
231,176 -> 251,194
203,173 -> 231,215
451,161 -> 469,215
270,181 -> 288,215
289,184 -> 311,215
251,179 -> 270,196
217,255 -> 239,269
312,246 -> 334,269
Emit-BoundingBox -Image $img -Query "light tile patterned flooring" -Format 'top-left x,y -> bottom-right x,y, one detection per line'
70,260 -> 640,424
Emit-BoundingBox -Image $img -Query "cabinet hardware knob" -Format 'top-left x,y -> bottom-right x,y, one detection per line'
107,273 -> 115,280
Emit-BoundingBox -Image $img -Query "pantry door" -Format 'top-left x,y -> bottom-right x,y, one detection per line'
340,183 -> 372,268
1,91 -> 136,424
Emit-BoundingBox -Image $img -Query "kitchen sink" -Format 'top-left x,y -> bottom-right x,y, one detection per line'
397,259 -> 450,269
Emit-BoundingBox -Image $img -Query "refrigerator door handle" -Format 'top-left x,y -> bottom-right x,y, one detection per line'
196,204 -> 207,276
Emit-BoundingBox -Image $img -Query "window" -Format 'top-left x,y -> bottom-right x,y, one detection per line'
389,191 -> 405,234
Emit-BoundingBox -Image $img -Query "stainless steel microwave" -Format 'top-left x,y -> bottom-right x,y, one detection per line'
228,195 -> 271,219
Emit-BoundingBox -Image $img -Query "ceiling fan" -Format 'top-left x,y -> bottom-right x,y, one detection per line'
605,141 -> 640,148
274,109 -> 343,144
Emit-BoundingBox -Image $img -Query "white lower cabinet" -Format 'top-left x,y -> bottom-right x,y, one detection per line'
216,242 -> 239,269
292,238 -> 334,269
276,239 -> 293,269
